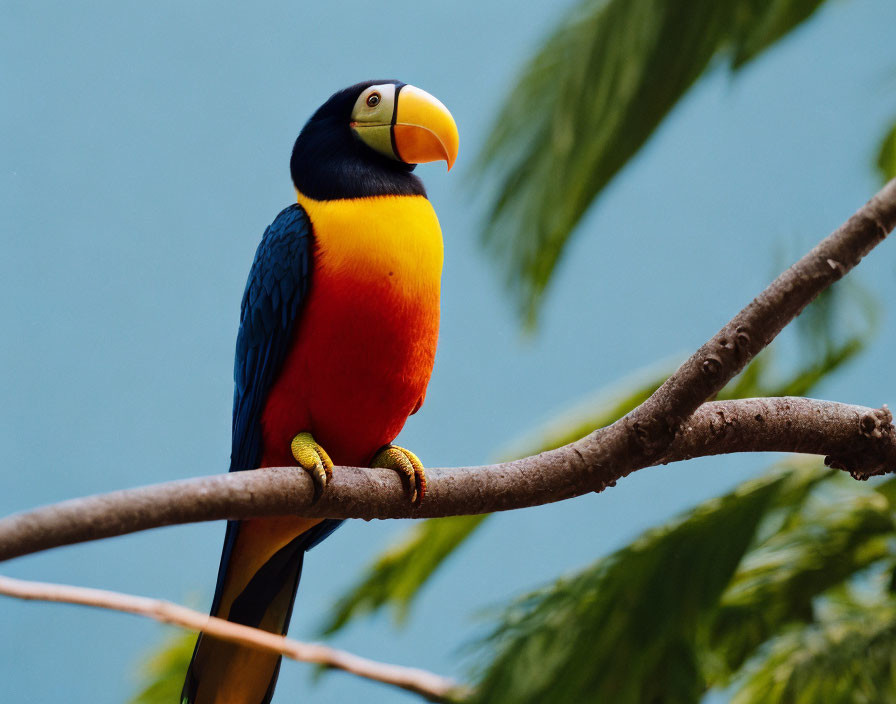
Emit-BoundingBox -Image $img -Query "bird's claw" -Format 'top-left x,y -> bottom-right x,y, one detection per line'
371,445 -> 426,505
290,432 -> 333,495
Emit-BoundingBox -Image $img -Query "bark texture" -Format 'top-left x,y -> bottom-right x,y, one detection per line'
0,398 -> 893,563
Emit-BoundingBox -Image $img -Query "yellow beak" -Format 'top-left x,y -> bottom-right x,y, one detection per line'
392,85 -> 459,170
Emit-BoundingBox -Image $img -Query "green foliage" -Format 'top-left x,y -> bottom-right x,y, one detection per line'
468,472 -> 791,704
320,514 -> 490,634
728,0 -> 832,68
878,120 -> 896,183
731,595 -> 896,703
128,631 -> 196,704
475,0 -> 829,324
321,278 -> 872,640
467,469 -> 896,704
459,275 -> 877,700
709,482 -> 895,681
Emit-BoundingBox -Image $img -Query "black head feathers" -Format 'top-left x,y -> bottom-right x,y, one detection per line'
290,80 -> 426,200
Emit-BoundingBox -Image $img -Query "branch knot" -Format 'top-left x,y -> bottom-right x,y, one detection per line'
825,405 -> 896,481
701,356 -> 722,377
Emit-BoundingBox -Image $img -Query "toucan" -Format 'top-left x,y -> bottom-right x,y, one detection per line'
182,80 -> 458,703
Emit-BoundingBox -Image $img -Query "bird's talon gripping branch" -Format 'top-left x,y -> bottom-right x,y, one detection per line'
372,445 -> 427,505
290,432 -> 334,492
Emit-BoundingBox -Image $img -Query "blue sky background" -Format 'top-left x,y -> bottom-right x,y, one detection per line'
2,1 -> 896,702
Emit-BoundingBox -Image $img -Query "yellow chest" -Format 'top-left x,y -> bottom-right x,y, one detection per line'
295,191 -> 443,299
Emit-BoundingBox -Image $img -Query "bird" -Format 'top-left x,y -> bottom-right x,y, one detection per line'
181,80 -> 458,704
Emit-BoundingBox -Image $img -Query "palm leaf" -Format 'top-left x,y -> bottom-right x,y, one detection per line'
731,599 -> 896,704
708,485 -> 895,682
878,120 -> 896,183
475,0 -> 829,324
320,514 -> 490,635
467,472 -> 794,704
128,631 -> 196,704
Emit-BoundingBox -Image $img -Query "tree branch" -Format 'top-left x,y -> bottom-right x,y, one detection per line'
665,398 -> 896,474
1,180 -> 895,564
1,397 -> 894,563
0,575 -> 464,702
609,177 -> 896,472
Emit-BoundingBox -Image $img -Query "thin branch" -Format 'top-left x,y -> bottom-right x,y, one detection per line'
0,574 -> 465,703
1,398 -> 894,563
606,177 -> 896,474
1,180 -> 895,564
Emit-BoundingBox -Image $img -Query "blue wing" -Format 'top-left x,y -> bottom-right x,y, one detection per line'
210,204 -> 340,618
230,203 -> 313,473
184,206 -> 341,703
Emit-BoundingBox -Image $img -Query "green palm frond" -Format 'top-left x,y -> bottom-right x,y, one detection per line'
709,485 -> 895,682
878,120 -> 896,183
128,631 -> 196,704
468,468 -> 896,704
731,597 -> 896,704
475,0 -> 829,325
467,471 -> 797,704
319,514 -> 489,635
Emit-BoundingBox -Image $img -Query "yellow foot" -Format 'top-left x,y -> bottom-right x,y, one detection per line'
290,432 -> 333,495
371,445 -> 427,505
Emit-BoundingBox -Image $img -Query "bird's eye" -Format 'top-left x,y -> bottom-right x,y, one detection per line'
366,92 -> 381,108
